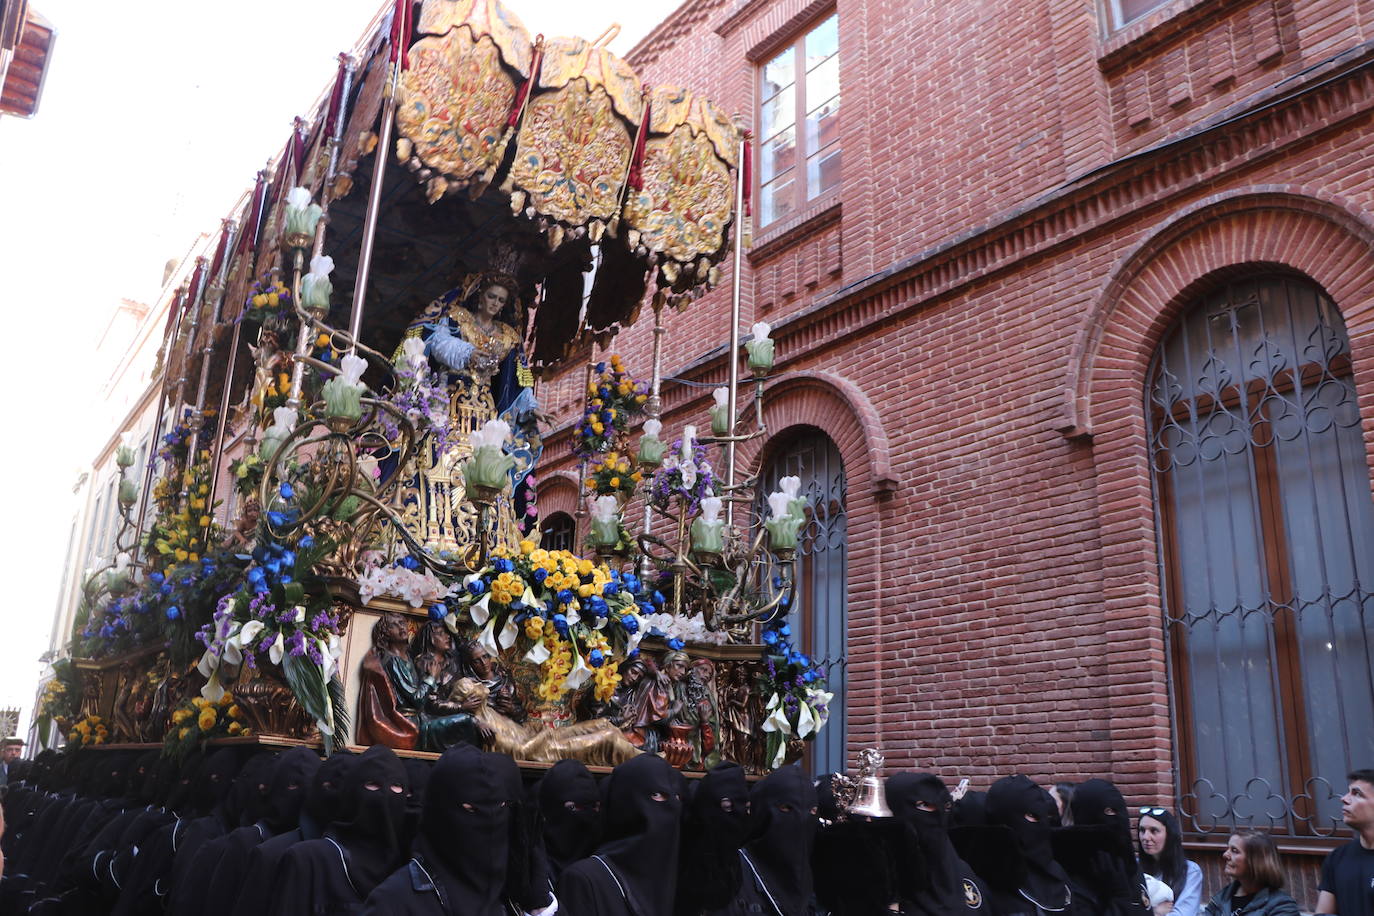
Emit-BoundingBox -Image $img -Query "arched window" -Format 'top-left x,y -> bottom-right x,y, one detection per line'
1146,274 -> 1374,836
540,511 -> 576,552
758,429 -> 848,774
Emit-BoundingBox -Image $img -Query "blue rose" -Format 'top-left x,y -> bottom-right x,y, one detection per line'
622,573 -> 640,593
400,555 -> 421,571
589,649 -> 605,667
280,482 -> 295,499
652,591 -> 665,608
762,629 -> 779,646
620,614 -> 639,634
557,589 -> 574,605
159,584 -> 172,596
602,582 -> 620,596
467,579 -> 487,596
532,568 -> 547,584
553,613 -> 569,636
493,558 -> 514,573
165,605 -> 181,620
798,654 -> 812,667
667,637 -> 685,651
779,623 -> 791,637
595,362 -> 606,373
299,535 -> 315,549
281,550 -> 297,568
149,572 -> 165,586
803,670 -> 818,683
429,604 -> 446,621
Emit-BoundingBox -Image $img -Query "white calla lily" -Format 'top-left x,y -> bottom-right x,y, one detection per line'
562,651 -> 593,690
524,640 -> 551,664
269,632 -> 285,666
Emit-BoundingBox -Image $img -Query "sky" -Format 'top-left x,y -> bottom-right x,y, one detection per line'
0,0 -> 681,741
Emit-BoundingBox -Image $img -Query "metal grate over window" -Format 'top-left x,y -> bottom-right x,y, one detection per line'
1146,275 -> 1374,838
756,429 -> 848,775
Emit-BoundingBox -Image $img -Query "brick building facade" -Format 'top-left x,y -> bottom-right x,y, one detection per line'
532,0 -> 1374,895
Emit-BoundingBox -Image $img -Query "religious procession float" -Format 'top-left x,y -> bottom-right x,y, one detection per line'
40,0 -> 835,778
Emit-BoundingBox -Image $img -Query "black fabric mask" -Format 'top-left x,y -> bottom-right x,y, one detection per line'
303,751 -> 354,836
746,764 -> 817,916
228,752 -> 276,826
132,750 -> 161,805
889,772 -> 965,911
538,758 -> 602,877
952,790 -> 987,828
596,753 -> 685,916
418,745 -> 523,915
330,744 -> 410,892
189,748 -> 241,817
675,762 -> 750,915
262,746 -> 320,833
1068,778 -> 1131,853
166,749 -> 204,814
986,775 -> 1070,906
404,757 -> 431,847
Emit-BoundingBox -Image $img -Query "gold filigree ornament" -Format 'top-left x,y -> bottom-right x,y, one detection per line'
505,36 -> 643,235
622,87 -> 739,284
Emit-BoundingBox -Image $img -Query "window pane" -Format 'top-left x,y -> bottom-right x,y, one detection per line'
1118,0 -> 1171,23
807,144 -> 841,198
806,93 -> 840,152
761,85 -> 795,141
761,174 -> 795,225
806,14 -> 838,70
762,46 -> 795,100
806,54 -> 839,115
761,126 -> 795,184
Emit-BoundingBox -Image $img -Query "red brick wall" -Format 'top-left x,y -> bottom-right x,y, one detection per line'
531,1 -> 1374,880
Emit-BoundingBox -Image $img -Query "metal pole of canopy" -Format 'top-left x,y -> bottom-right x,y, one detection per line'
190,220 -> 239,458
131,286 -> 188,564
346,52 -> 402,355
724,130 -> 747,532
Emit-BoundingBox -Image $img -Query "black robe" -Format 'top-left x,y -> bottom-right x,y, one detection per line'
888,772 -> 991,916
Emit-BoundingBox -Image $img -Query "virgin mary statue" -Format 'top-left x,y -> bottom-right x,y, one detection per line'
394,272 -> 541,556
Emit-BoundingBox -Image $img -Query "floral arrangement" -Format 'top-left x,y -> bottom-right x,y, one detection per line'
640,610 -> 728,646
244,275 -> 294,326
356,554 -> 456,607
649,438 -> 719,512
447,540 -> 647,703
164,692 -> 251,758
574,355 -> 648,456
36,658 -> 81,739
378,337 -> 457,452
157,413 -> 194,467
229,452 -> 265,500
195,523 -> 347,745
584,450 -> 642,499
145,451 -> 219,570
758,612 -> 831,768
66,714 -> 109,748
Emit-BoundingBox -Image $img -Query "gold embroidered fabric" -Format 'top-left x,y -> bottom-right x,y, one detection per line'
397,31 -> 521,182
509,78 -> 635,228
622,86 -> 739,265
416,0 -> 534,75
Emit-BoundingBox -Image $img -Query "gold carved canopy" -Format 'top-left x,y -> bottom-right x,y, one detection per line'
391,0 -> 742,303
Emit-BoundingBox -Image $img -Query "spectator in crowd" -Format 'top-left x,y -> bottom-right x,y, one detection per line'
1316,768 -> 1374,916
1203,831 -> 1299,916
1137,806 -> 1203,916
1050,783 -> 1076,827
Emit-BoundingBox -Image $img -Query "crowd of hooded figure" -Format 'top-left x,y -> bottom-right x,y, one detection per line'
0,745 -> 1353,916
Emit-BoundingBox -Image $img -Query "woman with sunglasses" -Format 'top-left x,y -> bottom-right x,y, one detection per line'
1202,831 -> 1299,916
1137,807 -> 1203,916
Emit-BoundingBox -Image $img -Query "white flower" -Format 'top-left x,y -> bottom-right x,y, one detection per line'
114,552 -> 130,572
662,453 -> 679,472
357,455 -> 380,480
562,651 -> 593,690
286,187 -> 313,210
767,491 -> 792,520
268,632 -> 285,666
699,496 -> 723,524
751,321 -> 771,341
591,494 -> 620,522
680,461 -> 697,490
712,386 -> 729,409
779,476 -> 801,499
339,353 -> 368,387
309,255 -> 334,278
643,418 -> 662,437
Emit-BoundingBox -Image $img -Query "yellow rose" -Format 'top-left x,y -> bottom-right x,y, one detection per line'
218,691 -> 234,707
172,708 -> 192,724
227,705 -> 242,719
192,697 -> 208,709
520,540 -> 536,555
227,722 -> 243,735
198,709 -> 217,731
